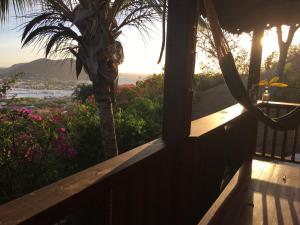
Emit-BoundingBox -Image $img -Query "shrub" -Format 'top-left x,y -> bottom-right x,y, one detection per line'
193,73 -> 224,96
0,108 -> 77,203
62,99 -> 104,168
116,97 -> 162,152
72,83 -> 93,102
0,73 -> 165,203
0,74 -> 19,99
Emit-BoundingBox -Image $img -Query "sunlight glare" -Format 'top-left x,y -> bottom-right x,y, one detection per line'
261,28 -> 279,59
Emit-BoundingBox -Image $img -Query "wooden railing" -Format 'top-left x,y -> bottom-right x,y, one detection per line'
0,104 -> 257,225
255,101 -> 300,163
2,102 -> 298,225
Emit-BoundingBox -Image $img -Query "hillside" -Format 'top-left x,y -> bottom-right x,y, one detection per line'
0,58 -> 149,84
0,58 -> 89,81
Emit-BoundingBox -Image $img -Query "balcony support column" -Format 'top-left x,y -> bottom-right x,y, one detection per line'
247,27 -> 264,103
162,0 -> 199,143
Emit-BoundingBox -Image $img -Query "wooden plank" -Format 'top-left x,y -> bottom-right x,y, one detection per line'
272,163 -> 300,225
190,104 -> 245,138
281,130 -> 288,160
251,161 -> 283,225
190,128 -> 227,224
198,159 -> 300,225
281,109 -> 289,160
262,105 -> 270,153
271,108 -> 281,158
197,161 -> 253,225
292,127 -> 298,161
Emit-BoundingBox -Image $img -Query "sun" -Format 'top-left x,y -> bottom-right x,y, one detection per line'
238,28 -> 279,60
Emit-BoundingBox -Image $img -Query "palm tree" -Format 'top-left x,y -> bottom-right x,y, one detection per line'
21,0 -> 163,159
0,0 -> 35,22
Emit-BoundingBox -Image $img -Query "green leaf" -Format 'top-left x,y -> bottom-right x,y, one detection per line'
269,76 -> 280,83
270,83 -> 288,87
258,80 -> 269,86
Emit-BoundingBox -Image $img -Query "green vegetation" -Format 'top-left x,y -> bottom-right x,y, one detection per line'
0,74 -> 163,204
272,75 -> 300,102
21,0 -> 164,160
258,76 -> 288,88
262,46 -> 300,102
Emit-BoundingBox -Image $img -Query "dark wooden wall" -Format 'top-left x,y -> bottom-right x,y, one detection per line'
75,114 -> 257,225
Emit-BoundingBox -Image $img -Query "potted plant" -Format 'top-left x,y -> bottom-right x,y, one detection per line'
258,76 -> 288,102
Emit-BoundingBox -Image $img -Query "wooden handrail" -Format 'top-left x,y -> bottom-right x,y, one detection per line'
190,104 -> 245,138
257,101 -> 300,109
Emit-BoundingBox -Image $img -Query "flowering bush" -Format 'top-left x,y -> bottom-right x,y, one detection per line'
0,73 -> 164,204
0,107 -> 77,203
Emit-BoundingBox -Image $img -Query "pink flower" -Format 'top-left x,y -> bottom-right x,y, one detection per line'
54,135 -> 66,144
51,115 -> 61,124
54,133 -> 76,158
29,114 -> 43,122
57,143 -> 77,157
57,127 -> 66,133
19,108 -> 32,115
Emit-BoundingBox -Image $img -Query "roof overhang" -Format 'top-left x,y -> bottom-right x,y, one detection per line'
199,0 -> 300,33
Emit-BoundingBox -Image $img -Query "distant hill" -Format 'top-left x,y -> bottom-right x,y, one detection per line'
0,58 -> 89,80
0,58 -> 87,80
0,58 -> 149,83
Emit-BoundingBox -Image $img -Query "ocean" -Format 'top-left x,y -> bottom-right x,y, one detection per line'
4,73 -> 149,99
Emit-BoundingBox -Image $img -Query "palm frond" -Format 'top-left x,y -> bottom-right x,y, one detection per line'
22,12 -> 56,41
43,0 -> 73,20
108,0 -> 130,27
46,30 -> 68,57
22,25 -> 64,46
116,4 -> 159,32
0,0 -> 34,22
75,57 -> 83,78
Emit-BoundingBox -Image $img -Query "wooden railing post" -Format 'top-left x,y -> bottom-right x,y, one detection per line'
162,0 -> 199,143
247,27 -> 264,102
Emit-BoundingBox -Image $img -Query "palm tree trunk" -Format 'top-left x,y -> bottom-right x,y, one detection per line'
92,81 -> 118,160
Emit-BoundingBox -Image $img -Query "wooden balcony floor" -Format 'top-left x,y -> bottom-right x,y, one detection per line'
199,159 -> 300,225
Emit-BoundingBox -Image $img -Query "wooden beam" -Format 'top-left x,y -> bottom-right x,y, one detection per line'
162,0 -> 199,143
247,28 -> 264,102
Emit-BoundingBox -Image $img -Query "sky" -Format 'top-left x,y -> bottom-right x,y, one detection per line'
1,10 -> 300,74
0,13 -> 165,74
